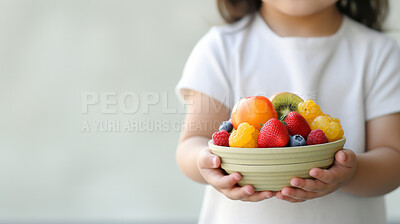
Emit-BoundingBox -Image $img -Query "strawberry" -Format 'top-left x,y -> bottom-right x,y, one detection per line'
284,111 -> 311,139
257,118 -> 289,147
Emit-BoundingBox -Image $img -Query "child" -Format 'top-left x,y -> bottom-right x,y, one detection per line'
175,0 -> 400,223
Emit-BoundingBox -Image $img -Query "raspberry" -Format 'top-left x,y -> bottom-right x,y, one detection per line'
310,115 -> 344,142
307,129 -> 329,145
219,121 -> 233,133
298,100 -> 323,125
229,122 -> 259,148
212,130 -> 230,146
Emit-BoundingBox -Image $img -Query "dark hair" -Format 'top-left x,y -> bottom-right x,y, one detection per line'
217,0 -> 388,31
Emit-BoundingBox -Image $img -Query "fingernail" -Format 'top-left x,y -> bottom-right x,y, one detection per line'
310,169 -> 318,177
246,189 -> 253,194
340,151 -> 346,162
282,189 -> 289,196
233,174 -> 241,181
291,179 -> 299,187
211,156 -> 217,167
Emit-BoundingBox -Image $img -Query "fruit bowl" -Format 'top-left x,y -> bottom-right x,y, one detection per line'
209,137 -> 346,191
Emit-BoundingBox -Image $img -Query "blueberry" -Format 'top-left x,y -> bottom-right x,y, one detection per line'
219,121 -> 233,133
289,134 -> 306,147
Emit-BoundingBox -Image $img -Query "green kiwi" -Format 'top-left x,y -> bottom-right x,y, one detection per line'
269,92 -> 304,120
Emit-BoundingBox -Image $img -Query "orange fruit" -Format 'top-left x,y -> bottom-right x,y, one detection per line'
231,96 -> 278,130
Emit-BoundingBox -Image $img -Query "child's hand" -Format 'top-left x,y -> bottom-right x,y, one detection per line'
275,149 -> 356,203
197,148 -> 275,202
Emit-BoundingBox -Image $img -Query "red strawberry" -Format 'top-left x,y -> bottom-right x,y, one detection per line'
284,111 -> 311,139
212,130 -> 230,146
307,129 -> 329,145
257,118 -> 289,147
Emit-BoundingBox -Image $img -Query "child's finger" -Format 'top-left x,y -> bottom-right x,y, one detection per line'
290,177 -> 327,192
276,191 -> 305,203
309,167 -> 337,184
241,190 -> 274,202
203,168 -> 241,189
281,187 -> 319,200
197,148 -> 220,169
334,149 -> 356,168
220,185 -> 255,200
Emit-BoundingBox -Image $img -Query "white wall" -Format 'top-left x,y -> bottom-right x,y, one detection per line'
0,0 -> 219,222
0,0 -> 399,223
386,0 -> 400,44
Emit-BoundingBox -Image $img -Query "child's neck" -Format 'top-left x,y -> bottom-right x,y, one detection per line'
259,4 -> 343,37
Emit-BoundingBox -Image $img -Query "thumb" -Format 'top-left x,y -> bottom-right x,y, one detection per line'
335,149 -> 356,168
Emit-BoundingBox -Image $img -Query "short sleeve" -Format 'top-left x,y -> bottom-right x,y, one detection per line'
175,28 -> 233,110
365,39 -> 400,120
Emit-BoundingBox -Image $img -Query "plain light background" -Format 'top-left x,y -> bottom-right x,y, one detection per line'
0,0 -> 399,223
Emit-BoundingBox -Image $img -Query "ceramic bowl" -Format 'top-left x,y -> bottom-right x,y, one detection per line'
208,137 -> 346,191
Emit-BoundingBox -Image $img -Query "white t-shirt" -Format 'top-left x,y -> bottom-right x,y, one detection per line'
176,12 -> 400,224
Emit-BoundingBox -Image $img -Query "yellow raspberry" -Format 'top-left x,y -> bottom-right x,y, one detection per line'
229,122 -> 259,148
322,114 -> 341,123
333,117 -> 341,124
298,100 -> 323,125
310,115 -> 344,142
331,128 -> 344,142
310,116 -> 330,131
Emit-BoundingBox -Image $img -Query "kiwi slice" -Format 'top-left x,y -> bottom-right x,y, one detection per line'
269,92 -> 304,120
